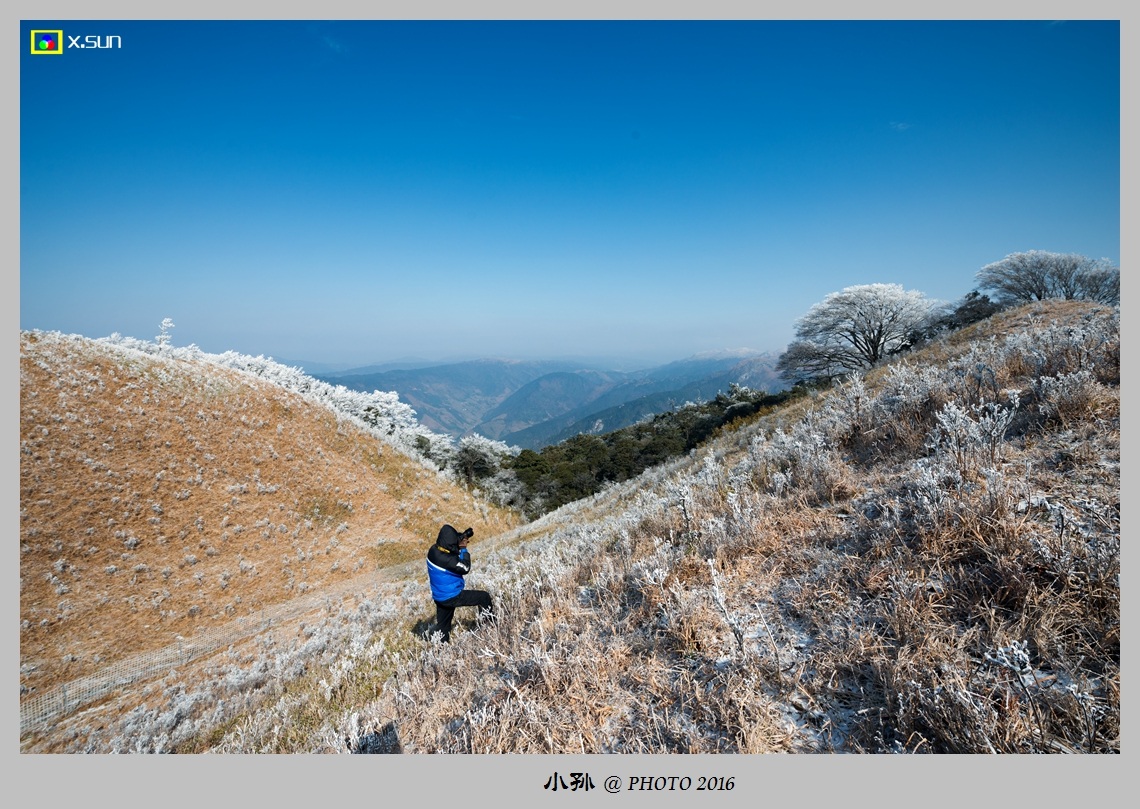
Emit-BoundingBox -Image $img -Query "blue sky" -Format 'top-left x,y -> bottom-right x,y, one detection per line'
20,20 -> 1120,368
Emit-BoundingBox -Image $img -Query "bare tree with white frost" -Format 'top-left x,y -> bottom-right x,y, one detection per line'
976,250 -> 1119,305
777,283 -> 935,383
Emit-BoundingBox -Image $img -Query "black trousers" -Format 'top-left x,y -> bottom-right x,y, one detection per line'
434,589 -> 494,642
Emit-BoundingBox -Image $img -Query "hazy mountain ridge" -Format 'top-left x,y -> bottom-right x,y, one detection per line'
275,357 -> 447,376
504,355 -> 786,448
472,369 -> 630,440
320,351 -> 783,449
317,359 -> 593,435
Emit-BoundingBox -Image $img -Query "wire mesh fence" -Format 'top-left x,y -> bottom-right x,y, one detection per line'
18,560 -> 425,738
19,612 -> 280,737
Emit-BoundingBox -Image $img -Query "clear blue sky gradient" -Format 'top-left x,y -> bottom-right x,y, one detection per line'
20,20 -> 1120,367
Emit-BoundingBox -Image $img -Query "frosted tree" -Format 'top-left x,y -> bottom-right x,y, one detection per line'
453,434 -> 517,486
1074,262 -> 1121,305
777,283 -> 934,383
976,250 -> 1119,305
156,318 -> 175,348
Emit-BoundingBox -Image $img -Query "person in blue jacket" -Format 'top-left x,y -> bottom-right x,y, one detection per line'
426,524 -> 495,643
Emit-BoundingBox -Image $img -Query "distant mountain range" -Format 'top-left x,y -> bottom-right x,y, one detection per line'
272,357 -> 448,376
315,351 -> 786,449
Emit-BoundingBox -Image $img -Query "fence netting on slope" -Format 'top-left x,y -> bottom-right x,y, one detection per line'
18,563 -> 421,738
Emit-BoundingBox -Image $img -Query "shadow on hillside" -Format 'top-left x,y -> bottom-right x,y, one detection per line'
350,721 -> 402,754
412,617 -> 440,641
411,616 -> 481,642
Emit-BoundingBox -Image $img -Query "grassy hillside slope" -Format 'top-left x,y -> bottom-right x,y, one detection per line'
21,301 -> 1119,753
20,331 -> 519,709
246,300 -> 1117,755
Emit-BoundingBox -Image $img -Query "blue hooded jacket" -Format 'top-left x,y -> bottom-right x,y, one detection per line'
426,524 -> 474,602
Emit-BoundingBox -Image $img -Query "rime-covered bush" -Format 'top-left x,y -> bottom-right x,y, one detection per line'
861,363 -> 950,455
993,309 -> 1119,382
743,411 -> 851,504
927,394 -> 1019,479
1034,370 -> 1104,427
450,434 -> 523,508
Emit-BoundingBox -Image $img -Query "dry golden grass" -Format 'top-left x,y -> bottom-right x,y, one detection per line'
20,331 -> 518,702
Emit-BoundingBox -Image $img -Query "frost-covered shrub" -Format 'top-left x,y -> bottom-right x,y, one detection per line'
744,411 -> 852,504
857,364 -> 946,453
453,434 -> 518,487
833,373 -> 870,437
997,310 -> 1119,382
1035,370 -> 1102,426
478,468 -> 528,510
927,393 -> 1019,479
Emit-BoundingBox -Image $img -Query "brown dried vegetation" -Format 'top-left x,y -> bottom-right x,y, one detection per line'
20,332 -> 517,704
20,300 -> 1119,754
